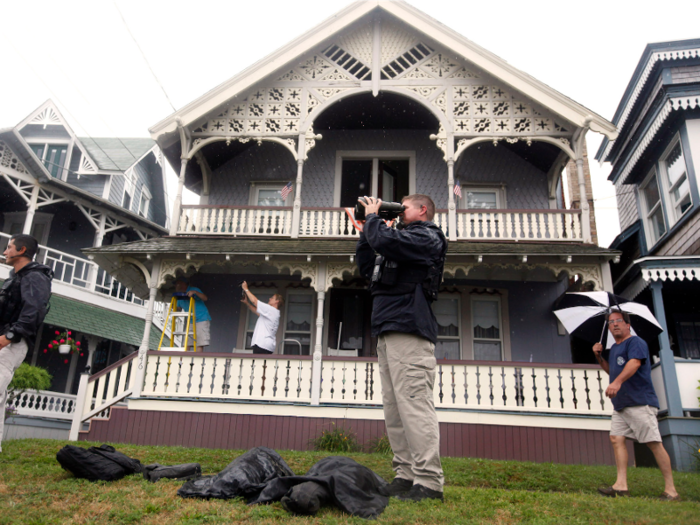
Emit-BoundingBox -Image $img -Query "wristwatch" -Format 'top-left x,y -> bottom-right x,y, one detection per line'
4,330 -> 19,343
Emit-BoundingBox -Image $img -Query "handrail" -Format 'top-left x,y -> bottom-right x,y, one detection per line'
89,352 -> 139,382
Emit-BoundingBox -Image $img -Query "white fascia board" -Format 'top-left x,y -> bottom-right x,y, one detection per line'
149,1 -> 377,139
150,0 -> 616,141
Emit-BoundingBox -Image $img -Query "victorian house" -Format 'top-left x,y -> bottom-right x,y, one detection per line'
596,38 -> 700,471
71,1 -> 628,466
1,100 -> 168,440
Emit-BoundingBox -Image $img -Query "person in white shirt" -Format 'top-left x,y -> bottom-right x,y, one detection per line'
240,281 -> 283,354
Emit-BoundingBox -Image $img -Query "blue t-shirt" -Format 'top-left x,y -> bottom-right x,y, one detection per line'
603,336 -> 659,411
176,286 -> 212,323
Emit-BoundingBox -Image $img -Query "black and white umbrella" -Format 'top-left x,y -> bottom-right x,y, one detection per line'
553,291 -> 663,348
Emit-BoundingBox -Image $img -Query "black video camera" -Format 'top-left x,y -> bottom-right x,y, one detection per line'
354,197 -> 405,221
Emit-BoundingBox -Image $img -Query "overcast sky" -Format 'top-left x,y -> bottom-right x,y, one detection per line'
2,0 -> 698,246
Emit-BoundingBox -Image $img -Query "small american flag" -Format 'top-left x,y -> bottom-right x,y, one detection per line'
454,179 -> 462,199
280,181 -> 293,200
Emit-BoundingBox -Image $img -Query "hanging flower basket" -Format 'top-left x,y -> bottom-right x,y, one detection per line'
58,344 -> 72,354
45,330 -> 81,360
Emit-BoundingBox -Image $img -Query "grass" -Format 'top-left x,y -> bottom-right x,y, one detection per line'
0,439 -> 699,524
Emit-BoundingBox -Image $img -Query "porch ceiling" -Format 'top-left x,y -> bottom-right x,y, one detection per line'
84,236 -> 619,257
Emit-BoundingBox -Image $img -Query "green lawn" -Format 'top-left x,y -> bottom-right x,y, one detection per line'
1,439 -> 698,524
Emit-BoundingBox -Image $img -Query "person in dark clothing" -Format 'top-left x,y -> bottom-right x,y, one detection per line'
355,194 -> 447,502
593,310 -> 678,500
0,234 -> 53,451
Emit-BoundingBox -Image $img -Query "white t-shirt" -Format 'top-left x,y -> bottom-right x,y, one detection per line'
250,301 -> 280,352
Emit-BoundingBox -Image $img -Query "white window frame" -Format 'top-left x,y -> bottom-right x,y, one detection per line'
248,181 -> 294,206
138,186 -> 152,218
470,294 -> 504,361
658,134 -> 692,226
282,290 -> 315,355
334,151 -> 416,207
432,293 -> 462,360
26,140 -> 70,181
639,168 -> 666,248
122,168 -> 136,211
2,211 -> 53,245
459,184 -> 507,210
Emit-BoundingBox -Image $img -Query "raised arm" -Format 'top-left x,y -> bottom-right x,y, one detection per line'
241,281 -> 259,309
592,342 -> 609,374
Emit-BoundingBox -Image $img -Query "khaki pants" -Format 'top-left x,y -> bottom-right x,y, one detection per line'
0,339 -> 28,451
377,332 -> 444,491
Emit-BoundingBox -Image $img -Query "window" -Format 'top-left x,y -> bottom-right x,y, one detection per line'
122,169 -> 136,211
2,211 -> 53,245
249,182 -> 293,206
138,187 -> 151,218
471,296 -> 503,360
432,296 -> 460,359
660,137 -> 692,225
460,186 -> 506,210
283,293 -> 313,355
675,314 -> 700,359
334,152 -> 415,207
640,170 -> 666,246
30,143 -> 68,179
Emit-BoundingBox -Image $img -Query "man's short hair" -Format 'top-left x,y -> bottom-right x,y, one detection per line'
606,309 -> 630,324
10,234 -> 38,260
402,194 -> 436,221
273,293 -> 284,309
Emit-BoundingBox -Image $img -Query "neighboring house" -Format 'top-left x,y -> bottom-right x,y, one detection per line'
74,1 -> 625,465
596,38 -> 700,470
0,100 -> 168,439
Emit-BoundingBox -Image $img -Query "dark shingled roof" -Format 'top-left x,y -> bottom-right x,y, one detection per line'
79,138 -> 155,171
84,236 -> 619,257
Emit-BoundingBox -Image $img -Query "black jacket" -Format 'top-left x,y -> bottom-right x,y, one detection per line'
0,261 -> 53,348
356,215 -> 446,343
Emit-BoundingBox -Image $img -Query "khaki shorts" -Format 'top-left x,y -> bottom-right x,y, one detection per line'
188,320 -> 210,347
611,405 -> 661,443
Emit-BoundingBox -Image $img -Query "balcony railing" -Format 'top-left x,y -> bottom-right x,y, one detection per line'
141,352 -> 613,415
0,231 -> 143,306
177,206 -> 583,241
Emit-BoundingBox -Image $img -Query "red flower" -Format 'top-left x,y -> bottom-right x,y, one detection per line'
67,331 -> 71,335
53,340 -> 58,345
64,359 -> 69,364
55,330 -> 60,335
43,349 -> 48,353
80,353 -> 84,357
67,338 -> 72,343
76,341 -> 81,346
48,344 -> 53,349
60,339 -> 65,343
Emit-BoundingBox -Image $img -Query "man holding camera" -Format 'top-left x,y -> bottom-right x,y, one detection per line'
355,194 -> 447,502
0,234 -> 53,452
593,310 -> 678,500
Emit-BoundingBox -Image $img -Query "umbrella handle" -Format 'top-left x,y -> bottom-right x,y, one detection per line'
599,311 -> 609,344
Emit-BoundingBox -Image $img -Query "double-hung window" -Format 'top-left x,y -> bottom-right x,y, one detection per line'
660,137 -> 692,225
123,169 -> 136,211
640,170 -> 666,246
471,296 -> 503,360
283,293 -> 313,355
138,186 -> 151,218
459,185 -> 506,210
30,143 -> 68,179
432,296 -> 461,359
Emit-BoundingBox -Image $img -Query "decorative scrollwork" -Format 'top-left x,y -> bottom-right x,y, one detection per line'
158,259 -> 206,288
272,262 -> 318,290
325,263 -> 360,292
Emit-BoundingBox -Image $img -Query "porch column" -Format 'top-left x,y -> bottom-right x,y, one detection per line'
169,158 -> 189,236
600,261 -> 614,292
649,281 -> 683,418
22,184 -> 40,234
65,350 -> 79,394
85,335 -> 100,369
291,158 -> 304,238
132,259 -> 161,398
310,261 -> 327,405
447,158 -> 457,241
87,215 -> 106,292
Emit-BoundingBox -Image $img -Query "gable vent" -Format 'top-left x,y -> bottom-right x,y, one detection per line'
322,45 -> 372,80
381,43 -> 434,79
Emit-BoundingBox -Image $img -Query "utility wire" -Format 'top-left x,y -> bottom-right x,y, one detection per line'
113,1 -> 177,112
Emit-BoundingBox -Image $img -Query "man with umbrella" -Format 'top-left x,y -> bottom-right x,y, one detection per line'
593,310 -> 679,501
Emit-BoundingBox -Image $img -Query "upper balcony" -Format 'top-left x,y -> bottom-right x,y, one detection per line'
175,205 -> 584,242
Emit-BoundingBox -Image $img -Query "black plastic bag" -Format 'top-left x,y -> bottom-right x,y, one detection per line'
143,463 -> 202,482
56,444 -> 143,482
249,456 -> 389,520
177,447 -> 293,499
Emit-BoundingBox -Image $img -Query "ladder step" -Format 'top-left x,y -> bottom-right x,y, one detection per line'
170,312 -> 190,318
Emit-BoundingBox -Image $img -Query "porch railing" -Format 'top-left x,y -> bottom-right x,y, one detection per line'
176,206 -> 583,241
8,389 -> 77,421
139,352 -> 613,415
0,231 -> 143,306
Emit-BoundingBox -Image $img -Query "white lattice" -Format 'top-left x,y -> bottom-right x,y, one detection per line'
315,87 -> 353,101
380,19 -> 417,65
337,25 -> 374,68
29,107 -> 62,128
0,141 -> 30,175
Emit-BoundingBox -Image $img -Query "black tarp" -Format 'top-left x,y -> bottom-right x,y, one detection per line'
56,444 -> 143,482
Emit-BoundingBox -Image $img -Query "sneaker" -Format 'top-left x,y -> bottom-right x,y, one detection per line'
386,477 -> 413,497
597,486 -> 629,497
396,484 -> 444,502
